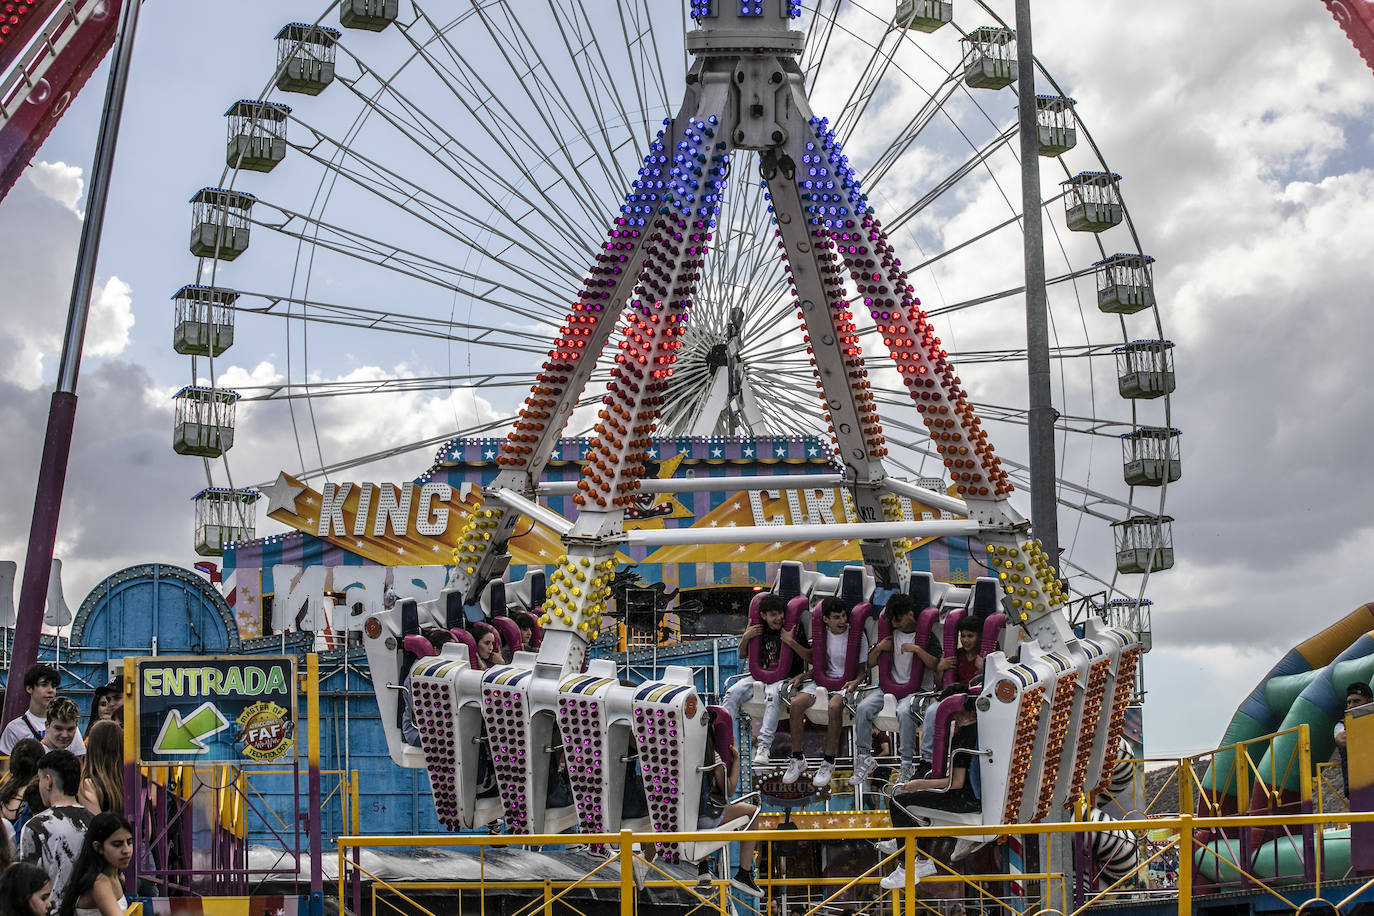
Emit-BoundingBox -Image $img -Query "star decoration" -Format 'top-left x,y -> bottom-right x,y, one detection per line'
260,472 -> 307,515
743,447 -> 755,457
484,449 -> 496,459
775,446 -> 787,457
712,448 -> 723,458
648,448 -> 658,458
808,446 -> 819,457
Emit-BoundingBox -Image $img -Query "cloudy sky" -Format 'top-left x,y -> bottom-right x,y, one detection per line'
1,1 -> 1372,756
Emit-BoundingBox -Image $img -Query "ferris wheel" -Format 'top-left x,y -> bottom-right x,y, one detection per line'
173,0 -> 1177,620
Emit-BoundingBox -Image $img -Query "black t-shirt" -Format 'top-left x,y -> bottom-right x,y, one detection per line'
757,623 -> 809,678
947,723 -> 979,806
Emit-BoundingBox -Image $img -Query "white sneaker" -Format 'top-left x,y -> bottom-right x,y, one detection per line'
782,757 -> 807,784
896,761 -> 914,785
812,760 -> 835,788
875,838 -> 899,856
752,742 -> 773,766
913,857 -> 937,879
851,755 -> 876,787
632,857 -> 648,891
879,866 -> 906,890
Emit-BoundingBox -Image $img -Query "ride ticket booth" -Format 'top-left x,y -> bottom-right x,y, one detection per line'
122,655 -> 326,916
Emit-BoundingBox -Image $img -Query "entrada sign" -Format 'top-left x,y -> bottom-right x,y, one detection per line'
135,656 -> 297,763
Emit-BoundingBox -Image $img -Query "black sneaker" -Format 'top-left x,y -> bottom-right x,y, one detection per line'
730,869 -> 762,896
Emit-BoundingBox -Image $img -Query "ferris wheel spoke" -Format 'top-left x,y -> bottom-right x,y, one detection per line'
284,125 -> 585,301
609,0 -> 675,136
287,115 -> 591,286
903,188 -> 1069,275
829,25 -> 905,141
882,125 -> 1017,231
858,72 -> 963,192
381,13 -> 612,251
921,265 -> 1096,318
235,372 -> 543,402
228,290 -> 558,348
324,41 -> 597,259
429,2 -> 629,229
799,0 -> 846,92
248,204 -> 570,327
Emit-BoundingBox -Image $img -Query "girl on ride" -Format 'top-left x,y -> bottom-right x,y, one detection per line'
57,812 -> 134,916
469,622 -> 505,670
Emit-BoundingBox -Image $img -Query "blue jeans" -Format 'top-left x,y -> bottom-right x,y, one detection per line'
854,690 -> 918,762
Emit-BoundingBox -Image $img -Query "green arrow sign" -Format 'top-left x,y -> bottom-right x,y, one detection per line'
153,701 -> 230,754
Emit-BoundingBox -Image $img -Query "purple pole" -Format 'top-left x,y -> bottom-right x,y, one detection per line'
4,0 -> 143,726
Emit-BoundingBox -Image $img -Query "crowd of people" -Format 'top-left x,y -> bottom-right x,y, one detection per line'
0,665 -> 129,916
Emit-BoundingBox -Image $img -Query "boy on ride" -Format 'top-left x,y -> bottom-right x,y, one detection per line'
722,594 -> 809,765
852,593 -> 943,788
787,597 -> 869,788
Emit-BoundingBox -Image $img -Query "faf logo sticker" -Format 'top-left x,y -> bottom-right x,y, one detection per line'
235,701 -> 295,762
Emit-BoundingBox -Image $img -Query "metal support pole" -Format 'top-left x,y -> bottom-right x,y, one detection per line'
5,0 -> 143,727
1015,0 -> 1059,576
307,653 -> 324,916
1015,0 -> 1070,907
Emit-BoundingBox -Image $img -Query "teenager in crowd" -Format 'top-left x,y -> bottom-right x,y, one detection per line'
2,667 -> 84,757
18,751 -> 92,913
77,723 -> 123,816
0,862 -> 51,916
721,594 -> 808,765
41,700 -> 81,757
57,813 -> 133,916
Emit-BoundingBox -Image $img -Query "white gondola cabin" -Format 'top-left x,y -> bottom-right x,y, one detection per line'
189,188 -> 254,261
193,487 -> 259,557
896,0 -> 952,33
225,100 -> 290,173
1035,95 -> 1077,156
340,0 -> 398,31
1114,339 -> 1175,400
173,386 -> 240,458
1121,427 -> 1181,487
1103,597 -> 1153,652
961,27 -> 1016,90
275,23 -> 341,96
1062,171 -> 1123,232
172,285 -> 237,357
1112,515 -> 1174,574
1096,253 -> 1156,315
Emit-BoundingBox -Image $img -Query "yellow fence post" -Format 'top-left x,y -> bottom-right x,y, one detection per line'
1177,814 -> 1193,916
619,829 -> 635,916
904,834 -> 916,916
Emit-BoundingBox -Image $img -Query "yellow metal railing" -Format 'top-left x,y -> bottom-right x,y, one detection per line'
335,809 -> 1374,916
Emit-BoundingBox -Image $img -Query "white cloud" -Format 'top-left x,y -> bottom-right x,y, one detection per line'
24,160 -> 85,217
86,276 -> 135,357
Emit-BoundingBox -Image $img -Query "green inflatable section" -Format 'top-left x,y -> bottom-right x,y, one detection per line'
1197,830 -> 1351,883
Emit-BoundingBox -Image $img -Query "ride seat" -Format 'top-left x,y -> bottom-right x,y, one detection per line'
678,708 -> 759,863
888,691 -> 991,836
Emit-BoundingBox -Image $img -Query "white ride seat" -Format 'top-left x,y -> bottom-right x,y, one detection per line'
871,693 -> 901,732
678,791 -> 760,864
801,685 -> 856,726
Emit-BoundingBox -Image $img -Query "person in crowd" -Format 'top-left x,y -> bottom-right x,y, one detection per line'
787,597 -> 868,787
514,611 -> 539,652
938,618 -> 985,688
103,682 -> 123,728
401,629 -> 456,748
878,694 -> 980,890
0,862 -> 51,916
470,622 -> 505,669
41,700 -> 82,757
721,594 -> 809,766
1335,680 -> 1373,796
56,813 -> 133,916
18,751 -> 93,913
2,666 -> 84,757
852,594 -> 943,789
0,742 -> 43,837
77,723 -> 122,816
84,688 -> 117,734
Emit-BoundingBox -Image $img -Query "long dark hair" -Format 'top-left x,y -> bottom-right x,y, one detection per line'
0,862 -> 50,916
56,813 -> 132,916
0,740 -> 43,813
86,686 -> 116,732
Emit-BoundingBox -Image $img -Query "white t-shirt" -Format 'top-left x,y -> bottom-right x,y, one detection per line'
891,629 -> 918,682
0,711 -> 86,756
823,629 -> 869,679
